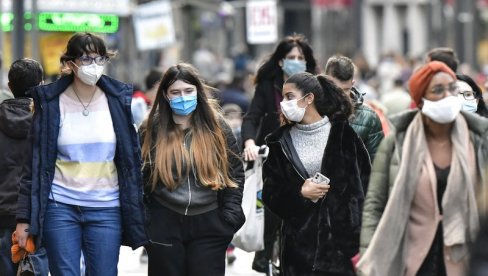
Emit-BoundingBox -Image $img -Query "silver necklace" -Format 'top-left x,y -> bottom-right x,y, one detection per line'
72,84 -> 96,116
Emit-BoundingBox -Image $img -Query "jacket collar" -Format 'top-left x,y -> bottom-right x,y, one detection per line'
34,74 -> 132,101
265,124 -> 310,179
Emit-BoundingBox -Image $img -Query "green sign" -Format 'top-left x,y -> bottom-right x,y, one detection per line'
38,13 -> 119,33
1,12 -> 32,32
1,13 -> 119,33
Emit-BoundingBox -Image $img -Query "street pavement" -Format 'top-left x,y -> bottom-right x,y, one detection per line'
118,247 -> 265,276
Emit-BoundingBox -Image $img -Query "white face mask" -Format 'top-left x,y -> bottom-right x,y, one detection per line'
421,96 -> 462,124
280,94 -> 309,122
73,62 -> 104,86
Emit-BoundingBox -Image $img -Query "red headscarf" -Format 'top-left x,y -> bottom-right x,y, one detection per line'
408,61 -> 456,106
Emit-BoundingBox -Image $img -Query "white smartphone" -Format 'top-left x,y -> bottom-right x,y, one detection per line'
312,172 -> 330,184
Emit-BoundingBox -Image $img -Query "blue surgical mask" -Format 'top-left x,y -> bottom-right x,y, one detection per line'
461,100 -> 478,113
282,59 -> 306,77
169,95 -> 197,116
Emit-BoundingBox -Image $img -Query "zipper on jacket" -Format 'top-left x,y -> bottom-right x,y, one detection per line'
184,176 -> 192,215
183,132 -> 192,216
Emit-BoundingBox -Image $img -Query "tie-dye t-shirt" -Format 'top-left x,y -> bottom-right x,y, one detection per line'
50,89 -> 119,207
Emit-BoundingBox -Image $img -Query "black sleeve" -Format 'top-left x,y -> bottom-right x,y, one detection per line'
16,111 -> 38,222
241,83 -> 267,144
219,121 -> 245,232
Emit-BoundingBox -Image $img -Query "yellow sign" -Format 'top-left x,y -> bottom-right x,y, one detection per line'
39,33 -> 72,75
2,34 -> 33,68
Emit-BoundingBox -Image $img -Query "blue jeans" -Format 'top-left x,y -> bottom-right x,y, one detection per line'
0,227 -> 17,276
42,201 -> 122,276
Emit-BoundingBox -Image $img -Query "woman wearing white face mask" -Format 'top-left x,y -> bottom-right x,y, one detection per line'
15,32 -> 148,275
241,34 -> 319,272
359,61 -> 488,276
262,72 -> 371,275
456,74 -> 488,118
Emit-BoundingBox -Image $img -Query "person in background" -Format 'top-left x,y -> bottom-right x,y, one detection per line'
263,72 -> 370,275
0,58 -> 43,276
241,33 -> 319,273
144,68 -> 163,107
359,61 -> 488,275
0,89 -> 14,104
131,84 -> 150,127
217,75 -> 250,114
456,74 -> 488,118
222,103 -> 244,150
141,63 -> 244,276
380,78 -> 412,116
325,55 -> 384,162
0,57 -> 14,104
426,47 -> 459,73
221,103 -> 244,265
132,69 -> 163,128
15,32 -> 147,276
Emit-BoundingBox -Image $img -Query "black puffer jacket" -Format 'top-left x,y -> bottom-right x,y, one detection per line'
0,98 -> 32,229
262,120 -> 371,275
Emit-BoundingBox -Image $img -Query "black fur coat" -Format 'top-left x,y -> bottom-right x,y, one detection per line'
262,119 -> 371,275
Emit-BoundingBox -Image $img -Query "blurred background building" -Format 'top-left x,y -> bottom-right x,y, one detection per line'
0,0 -> 487,86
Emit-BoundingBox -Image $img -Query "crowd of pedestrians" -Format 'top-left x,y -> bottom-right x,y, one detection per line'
1,31 -> 488,276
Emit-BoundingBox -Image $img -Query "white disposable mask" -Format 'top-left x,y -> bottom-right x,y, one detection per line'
280,94 -> 309,122
421,96 -> 462,124
73,62 -> 104,86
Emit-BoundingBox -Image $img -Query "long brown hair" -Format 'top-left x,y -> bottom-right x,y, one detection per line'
141,63 -> 237,192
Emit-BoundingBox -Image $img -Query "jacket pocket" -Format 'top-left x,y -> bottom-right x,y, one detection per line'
220,207 -> 245,233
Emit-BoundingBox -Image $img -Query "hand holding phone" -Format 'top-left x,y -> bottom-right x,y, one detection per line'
312,172 -> 330,185
303,172 -> 330,203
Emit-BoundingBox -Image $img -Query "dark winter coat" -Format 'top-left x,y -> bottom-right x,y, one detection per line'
262,120 -> 371,275
241,77 -> 283,146
16,74 -> 148,249
349,104 -> 384,161
0,98 -> 32,229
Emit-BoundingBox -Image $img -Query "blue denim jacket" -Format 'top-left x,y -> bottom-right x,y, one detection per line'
16,74 -> 148,249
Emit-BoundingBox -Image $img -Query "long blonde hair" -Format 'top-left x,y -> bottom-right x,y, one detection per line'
141,63 -> 237,192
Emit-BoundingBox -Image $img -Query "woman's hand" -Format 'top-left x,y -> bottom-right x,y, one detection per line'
243,139 -> 260,161
301,178 -> 330,202
15,223 -> 30,248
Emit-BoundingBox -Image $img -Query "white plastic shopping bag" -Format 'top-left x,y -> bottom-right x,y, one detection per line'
232,147 -> 268,252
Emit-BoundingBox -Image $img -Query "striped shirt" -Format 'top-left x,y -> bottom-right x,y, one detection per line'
50,88 -> 119,207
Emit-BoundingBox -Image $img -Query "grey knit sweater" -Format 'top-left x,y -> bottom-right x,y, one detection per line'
290,116 -> 330,178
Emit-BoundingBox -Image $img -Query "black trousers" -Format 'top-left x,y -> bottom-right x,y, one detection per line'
145,203 -> 234,276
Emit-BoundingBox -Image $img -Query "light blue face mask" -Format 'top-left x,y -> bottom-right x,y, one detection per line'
461,100 -> 478,113
282,59 -> 306,77
169,95 -> 197,116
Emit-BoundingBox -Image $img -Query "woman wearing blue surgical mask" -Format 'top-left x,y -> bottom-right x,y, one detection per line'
359,61 -> 488,275
241,33 -> 318,273
15,32 -> 148,275
456,74 -> 488,118
262,72 -> 370,275
140,63 -> 244,276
